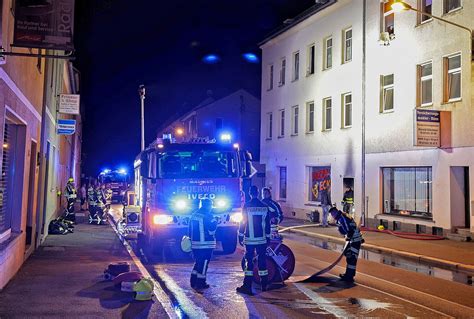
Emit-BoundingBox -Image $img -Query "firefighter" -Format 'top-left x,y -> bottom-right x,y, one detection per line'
329,207 -> 364,283
188,198 -> 217,290
64,178 -> 77,223
261,187 -> 283,240
87,181 -> 98,224
95,184 -> 106,224
237,185 -> 271,295
342,185 -> 354,215
105,185 -> 113,210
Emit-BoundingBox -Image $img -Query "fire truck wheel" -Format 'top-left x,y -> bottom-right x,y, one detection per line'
221,232 -> 237,255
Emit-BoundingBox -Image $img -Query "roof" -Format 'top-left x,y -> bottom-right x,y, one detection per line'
259,0 -> 337,46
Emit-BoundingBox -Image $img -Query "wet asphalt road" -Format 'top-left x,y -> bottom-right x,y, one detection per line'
111,206 -> 474,318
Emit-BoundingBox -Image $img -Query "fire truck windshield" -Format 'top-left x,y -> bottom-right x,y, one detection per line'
159,150 -> 238,179
100,172 -> 127,184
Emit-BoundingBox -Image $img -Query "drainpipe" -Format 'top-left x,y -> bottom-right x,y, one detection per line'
361,0 -> 367,227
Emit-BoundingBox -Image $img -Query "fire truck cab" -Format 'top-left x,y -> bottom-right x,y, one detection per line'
134,136 -> 254,255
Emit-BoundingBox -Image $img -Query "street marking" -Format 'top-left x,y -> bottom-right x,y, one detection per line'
294,283 -> 349,317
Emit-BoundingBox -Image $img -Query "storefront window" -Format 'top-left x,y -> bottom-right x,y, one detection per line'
382,167 -> 432,219
308,166 -> 331,203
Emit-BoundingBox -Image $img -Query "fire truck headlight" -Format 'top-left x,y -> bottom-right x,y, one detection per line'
153,215 -> 173,225
174,199 -> 188,210
215,198 -> 228,208
230,212 -> 243,223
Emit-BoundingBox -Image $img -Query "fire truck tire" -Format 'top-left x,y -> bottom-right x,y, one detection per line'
138,233 -> 163,257
221,232 -> 237,254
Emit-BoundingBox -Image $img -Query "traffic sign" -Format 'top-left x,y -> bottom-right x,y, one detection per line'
57,119 -> 76,135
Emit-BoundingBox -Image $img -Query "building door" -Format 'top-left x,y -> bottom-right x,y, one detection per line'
450,167 -> 470,229
25,141 -> 37,249
40,141 -> 51,240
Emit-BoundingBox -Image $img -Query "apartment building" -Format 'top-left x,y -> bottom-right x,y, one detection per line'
260,0 -> 473,236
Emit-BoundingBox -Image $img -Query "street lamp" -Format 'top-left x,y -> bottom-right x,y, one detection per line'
389,0 -> 473,56
138,85 -> 146,151
175,127 -> 184,136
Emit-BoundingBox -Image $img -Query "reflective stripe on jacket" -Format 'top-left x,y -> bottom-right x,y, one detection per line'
239,198 -> 271,245
336,213 -> 363,243
188,210 -> 217,249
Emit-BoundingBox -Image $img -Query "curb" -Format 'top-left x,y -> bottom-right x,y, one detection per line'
287,228 -> 474,274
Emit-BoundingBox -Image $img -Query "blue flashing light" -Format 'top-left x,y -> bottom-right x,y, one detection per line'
118,168 -> 127,175
202,54 -> 220,64
101,169 -> 111,175
242,53 -> 259,63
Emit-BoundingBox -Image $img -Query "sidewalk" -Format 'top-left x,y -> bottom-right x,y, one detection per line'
281,219 -> 474,273
0,221 -> 167,319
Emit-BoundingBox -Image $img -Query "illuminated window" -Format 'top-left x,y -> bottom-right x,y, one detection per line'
382,167 -> 432,219
342,28 -> 352,63
306,101 -> 315,133
444,53 -> 461,102
381,2 -> 395,37
322,98 -> 332,131
380,74 -> 394,112
279,109 -> 285,137
307,44 -> 315,75
444,0 -> 461,14
323,37 -> 332,69
292,51 -> 299,81
417,62 -> 432,106
291,105 -> 299,135
342,93 -> 352,128
417,0 -> 433,24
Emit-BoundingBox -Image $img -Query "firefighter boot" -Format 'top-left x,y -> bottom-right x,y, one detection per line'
236,276 -> 253,296
261,275 -> 268,292
195,278 -> 210,290
190,273 -> 197,288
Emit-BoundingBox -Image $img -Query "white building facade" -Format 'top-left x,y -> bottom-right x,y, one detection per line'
260,0 -> 474,236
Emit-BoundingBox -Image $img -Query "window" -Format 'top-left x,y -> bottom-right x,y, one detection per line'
417,0 -> 433,23
268,64 -> 274,90
324,37 -> 333,69
444,0 -> 461,13
444,53 -> 461,102
266,112 -> 273,139
279,109 -> 285,137
306,101 -> 315,133
381,2 -> 395,38
215,118 -> 223,130
279,167 -> 287,200
307,44 -> 315,75
291,106 -> 299,135
342,93 -> 352,128
382,167 -> 432,219
308,166 -> 331,202
380,74 -> 394,112
323,98 -> 332,131
0,121 -> 19,237
418,62 -> 432,106
342,28 -> 352,63
279,58 -> 286,86
292,51 -> 300,81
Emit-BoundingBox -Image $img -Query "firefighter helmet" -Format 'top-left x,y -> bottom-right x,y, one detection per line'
68,177 -> 74,183
181,235 -> 192,253
133,278 -> 154,301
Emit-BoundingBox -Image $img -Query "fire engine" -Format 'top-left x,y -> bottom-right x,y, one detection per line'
132,135 -> 254,255
98,169 -> 129,203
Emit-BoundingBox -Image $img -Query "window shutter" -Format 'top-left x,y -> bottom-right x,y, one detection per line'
443,57 -> 448,102
416,65 -> 421,107
379,75 -> 384,113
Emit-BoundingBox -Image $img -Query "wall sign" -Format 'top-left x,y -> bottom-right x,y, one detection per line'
59,94 -> 80,115
414,109 -> 440,147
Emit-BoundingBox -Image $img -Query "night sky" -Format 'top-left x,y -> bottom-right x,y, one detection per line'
75,0 -> 315,176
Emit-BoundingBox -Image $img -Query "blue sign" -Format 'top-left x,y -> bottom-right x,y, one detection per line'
57,119 -> 76,135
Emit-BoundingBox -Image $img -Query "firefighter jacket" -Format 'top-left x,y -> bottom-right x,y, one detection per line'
239,198 -> 271,245
87,186 -> 97,206
335,213 -> 363,243
105,188 -> 113,204
262,197 -> 283,223
343,189 -> 354,205
188,209 -> 218,249
64,184 -> 77,200
96,188 -> 106,208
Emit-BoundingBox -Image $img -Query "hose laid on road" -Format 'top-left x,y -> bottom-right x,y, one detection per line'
360,227 -> 445,240
278,224 -> 445,240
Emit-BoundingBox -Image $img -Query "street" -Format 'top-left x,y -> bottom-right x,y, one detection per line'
109,205 -> 474,318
